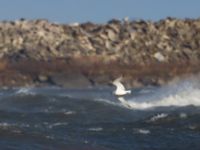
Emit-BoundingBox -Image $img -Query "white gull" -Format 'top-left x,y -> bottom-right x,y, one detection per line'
112,77 -> 131,96
112,77 -> 132,108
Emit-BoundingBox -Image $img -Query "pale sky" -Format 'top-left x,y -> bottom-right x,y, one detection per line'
0,0 -> 199,23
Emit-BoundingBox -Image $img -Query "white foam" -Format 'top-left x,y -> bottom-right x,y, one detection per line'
64,111 -> 76,115
0,122 -> 30,128
46,122 -> 68,129
149,113 -> 168,122
124,78 -> 200,110
179,113 -> 187,119
41,122 -> 68,129
45,135 -> 55,140
0,122 -> 10,128
88,127 -> 103,132
15,88 -> 35,95
134,128 -> 151,134
188,125 -> 197,130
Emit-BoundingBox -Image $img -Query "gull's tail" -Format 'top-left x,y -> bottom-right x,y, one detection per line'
126,90 -> 131,94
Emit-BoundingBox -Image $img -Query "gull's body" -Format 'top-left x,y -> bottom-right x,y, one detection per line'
112,77 -> 131,96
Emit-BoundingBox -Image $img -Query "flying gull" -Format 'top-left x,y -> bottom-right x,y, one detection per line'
112,77 -> 132,108
112,77 -> 131,96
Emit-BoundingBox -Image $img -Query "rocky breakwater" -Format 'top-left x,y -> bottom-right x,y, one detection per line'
0,18 -> 199,88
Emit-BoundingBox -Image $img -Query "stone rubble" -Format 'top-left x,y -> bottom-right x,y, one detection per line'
0,18 -> 199,87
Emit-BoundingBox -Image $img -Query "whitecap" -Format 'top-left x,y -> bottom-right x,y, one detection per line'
123,78 -> 200,110
64,111 -> 76,115
134,128 -> 151,135
88,127 -> 103,132
188,125 -> 197,130
148,113 -> 168,122
0,122 -> 30,129
15,87 -> 35,95
48,122 -> 68,129
179,113 -> 187,119
45,135 -> 55,140
0,122 -> 10,129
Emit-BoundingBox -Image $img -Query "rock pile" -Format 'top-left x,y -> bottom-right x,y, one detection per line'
0,18 -> 200,63
0,18 -> 199,87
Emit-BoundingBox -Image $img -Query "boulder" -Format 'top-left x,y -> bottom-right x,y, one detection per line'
153,52 -> 166,62
50,72 -> 92,88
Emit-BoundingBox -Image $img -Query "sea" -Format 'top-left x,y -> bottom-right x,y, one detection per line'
0,78 -> 200,150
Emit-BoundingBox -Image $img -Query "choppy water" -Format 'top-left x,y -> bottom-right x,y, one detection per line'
0,78 -> 200,150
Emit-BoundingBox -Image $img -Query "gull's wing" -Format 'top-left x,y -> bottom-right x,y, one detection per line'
113,76 -> 123,84
113,77 -> 126,91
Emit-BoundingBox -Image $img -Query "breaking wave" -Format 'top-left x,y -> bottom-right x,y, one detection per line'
124,78 -> 200,110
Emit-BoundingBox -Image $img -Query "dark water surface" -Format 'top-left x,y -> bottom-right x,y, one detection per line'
0,80 -> 200,150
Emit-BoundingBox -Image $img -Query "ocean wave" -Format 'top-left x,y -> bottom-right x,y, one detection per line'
148,113 -> 168,122
94,98 -> 121,106
88,127 -> 103,132
15,87 -> 35,95
123,79 -> 200,110
47,122 -> 68,129
0,122 -> 30,129
134,128 -> 151,135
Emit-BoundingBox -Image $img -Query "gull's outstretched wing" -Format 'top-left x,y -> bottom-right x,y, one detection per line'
113,77 -> 125,91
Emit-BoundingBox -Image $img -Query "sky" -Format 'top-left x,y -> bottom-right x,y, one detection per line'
0,0 -> 200,23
